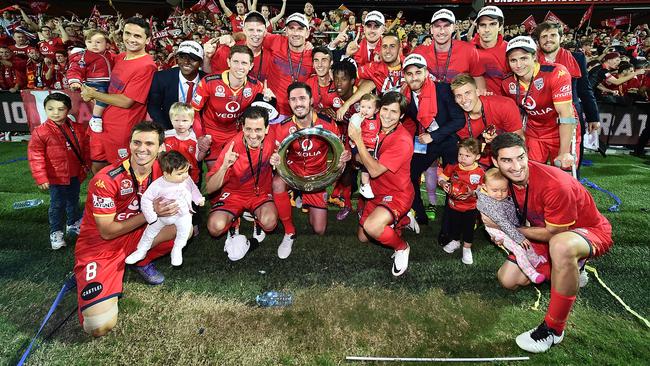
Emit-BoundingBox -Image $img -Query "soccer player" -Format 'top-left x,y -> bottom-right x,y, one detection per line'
74,122 -> 177,337
487,133 -> 612,353
348,91 -> 414,277
80,17 -> 157,173
501,36 -> 578,170
205,106 -> 278,256
471,6 -> 509,95
305,46 -> 339,111
269,82 -> 351,259
337,10 -> 385,67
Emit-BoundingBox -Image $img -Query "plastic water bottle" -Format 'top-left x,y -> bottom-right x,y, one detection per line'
256,291 -> 293,307
13,199 -> 44,210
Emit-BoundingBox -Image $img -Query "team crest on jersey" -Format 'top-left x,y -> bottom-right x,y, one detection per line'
508,82 -> 517,94
188,145 -> 195,154
333,97 -> 343,108
557,69 -> 566,78
369,122 -> 376,130
193,94 -> 202,104
534,78 -> 544,91
289,126 -> 297,134
469,174 -> 481,185
225,101 -> 241,113
120,179 -> 134,195
118,148 -> 128,159
215,85 -> 225,97
243,87 -> 252,98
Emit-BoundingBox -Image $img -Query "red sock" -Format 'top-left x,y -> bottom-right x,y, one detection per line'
376,226 -> 407,250
139,240 -> 174,266
544,286 -> 576,334
331,182 -> 341,198
273,191 -> 295,234
341,184 -> 352,208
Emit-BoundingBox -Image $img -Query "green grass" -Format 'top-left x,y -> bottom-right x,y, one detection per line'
1,142 -> 649,365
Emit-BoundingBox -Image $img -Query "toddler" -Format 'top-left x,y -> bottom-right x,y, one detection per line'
349,93 -> 380,199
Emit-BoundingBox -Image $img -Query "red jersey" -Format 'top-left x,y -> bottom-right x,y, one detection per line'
305,75 -> 340,110
457,95 -> 522,140
620,76 -> 641,96
0,56 -> 26,89
75,159 -> 161,257
370,124 -> 414,204
441,163 -> 485,212
357,61 -> 403,95
413,40 -> 484,83
192,71 -> 265,138
471,34 -> 509,94
9,44 -> 29,60
538,48 -> 581,79
501,63 -> 575,141
25,59 -> 51,89
262,34 -> 313,115
210,42 -> 270,81
271,112 -> 340,176
38,37 -> 64,59
164,129 -> 200,183
512,161 -> 611,233
208,131 -> 276,195
228,14 -> 245,33
354,37 -> 382,67
360,114 -> 380,148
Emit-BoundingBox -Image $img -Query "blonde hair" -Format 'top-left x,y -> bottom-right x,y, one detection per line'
169,102 -> 195,119
450,73 -> 477,91
484,168 -> 507,184
360,93 -> 380,108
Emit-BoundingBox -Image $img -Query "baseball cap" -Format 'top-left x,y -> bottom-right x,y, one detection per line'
506,36 -> 537,54
364,11 -> 385,26
476,6 -> 504,22
176,40 -> 204,60
431,9 -> 455,24
244,10 -> 266,24
403,53 -> 427,70
285,12 -> 309,28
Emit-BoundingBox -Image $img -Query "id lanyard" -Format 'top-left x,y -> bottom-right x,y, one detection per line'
128,164 -> 153,198
245,139 -> 264,196
465,104 -> 487,138
515,76 -> 532,130
433,42 -> 453,83
287,46 -> 305,82
509,182 -> 529,226
373,127 -> 396,159
255,49 -> 264,80
55,120 -> 87,171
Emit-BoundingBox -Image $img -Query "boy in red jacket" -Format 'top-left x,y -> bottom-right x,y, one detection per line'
28,92 -> 90,249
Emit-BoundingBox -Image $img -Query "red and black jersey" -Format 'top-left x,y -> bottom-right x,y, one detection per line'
538,48 -> 581,79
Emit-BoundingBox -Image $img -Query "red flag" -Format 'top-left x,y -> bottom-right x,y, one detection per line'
601,15 -> 631,28
577,4 -> 594,30
521,15 -> 537,34
190,0 -> 207,13
544,11 -> 568,31
28,1 -> 50,14
0,5 -> 19,13
90,5 -> 101,19
337,5 -> 352,17
206,0 -> 221,14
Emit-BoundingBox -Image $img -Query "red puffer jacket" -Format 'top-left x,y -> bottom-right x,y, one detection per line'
66,49 -> 113,85
28,118 -> 90,185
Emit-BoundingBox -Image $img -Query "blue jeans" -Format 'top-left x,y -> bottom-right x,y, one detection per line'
48,177 -> 82,234
86,81 -> 109,108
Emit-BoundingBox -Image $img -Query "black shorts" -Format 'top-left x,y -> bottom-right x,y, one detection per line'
447,208 -> 478,243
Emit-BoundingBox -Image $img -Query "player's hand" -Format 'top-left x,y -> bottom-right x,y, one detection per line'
331,30 -> 348,47
69,82 -> 82,90
396,11 -> 403,19
482,130 -> 497,144
203,38 -> 218,58
440,180 -> 451,194
305,41 -> 314,51
338,150 -> 351,167
262,80 -> 275,101
422,37 -> 432,46
335,103 -> 350,121
456,192 -> 471,201
218,34 -> 235,47
345,32 -> 360,57
38,182 -> 49,190
348,122 -> 361,143
554,152 -> 574,170
80,84 -> 97,102
153,197 -> 179,217
198,134 -> 212,153
223,141 -> 238,167
587,122 -> 600,134
417,133 -> 432,144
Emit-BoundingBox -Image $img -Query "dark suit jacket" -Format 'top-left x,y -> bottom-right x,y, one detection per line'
571,51 -> 599,123
147,68 -> 206,130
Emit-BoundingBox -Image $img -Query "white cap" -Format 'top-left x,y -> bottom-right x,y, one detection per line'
476,6 -> 504,22
403,53 -> 428,70
364,11 -> 385,26
285,12 -> 309,28
506,36 -> 537,54
176,41 -> 204,60
431,9 -> 455,24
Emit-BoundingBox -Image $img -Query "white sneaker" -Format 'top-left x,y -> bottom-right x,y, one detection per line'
171,246 -> 183,266
253,223 -> 266,242
277,233 -> 295,259
391,244 -> 410,277
242,211 -> 255,222
406,210 -> 420,234
462,247 -> 473,265
88,117 -> 103,133
125,249 -> 148,264
579,268 -> 589,288
294,196 -> 303,209
66,218 -> 82,236
359,183 -> 375,199
224,234 -> 250,261
50,231 -> 66,250
442,240 -> 461,254
516,322 -> 564,353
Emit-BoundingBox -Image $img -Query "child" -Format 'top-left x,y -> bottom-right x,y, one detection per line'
350,93 -> 380,199
125,151 -> 205,267
67,29 -> 113,133
28,92 -> 90,249
477,168 -> 547,284
438,138 -> 485,265
164,102 -> 209,235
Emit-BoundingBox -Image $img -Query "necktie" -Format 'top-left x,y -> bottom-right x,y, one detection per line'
185,81 -> 194,104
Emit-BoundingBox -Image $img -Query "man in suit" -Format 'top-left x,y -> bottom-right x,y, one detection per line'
147,41 -> 206,130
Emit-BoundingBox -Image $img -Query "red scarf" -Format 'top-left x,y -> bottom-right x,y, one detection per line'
402,75 -> 438,135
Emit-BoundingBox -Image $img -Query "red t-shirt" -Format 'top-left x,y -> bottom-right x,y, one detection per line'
538,48 -> 581,79
210,41 -> 270,81
413,40 -> 484,83
103,53 -> 157,141
305,75 -> 340,110
501,63 -> 574,140
512,161 -> 611,232
357,61 -> 403,95
229,14 -> 245,33
75,159 -> 161,257
38,37 -> 64,59
457,95 -> 522,140
192,71 -> 265,138
9,44 -> 29,60
208,131 -> 275,195
442,163 -> 485,212
262,34 -> 313,115
0,56 -> 26,89
370,124 -> 414,204
271,112 -> 339,176
164,129 -> 200,183
471,34 -> 509,94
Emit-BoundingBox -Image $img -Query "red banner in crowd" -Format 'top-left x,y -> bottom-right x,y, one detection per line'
544,11 -> 568,31
522,15 -> 537,34
577,4 -> 594,29
19,90 -> 92,132
601,15 -> 631,28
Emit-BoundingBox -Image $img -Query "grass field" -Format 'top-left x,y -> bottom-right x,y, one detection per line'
1,142 -> 649,365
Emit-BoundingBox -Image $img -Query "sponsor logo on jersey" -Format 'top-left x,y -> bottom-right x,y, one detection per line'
225,101 -> 241,113
508,82 -> 517,94
534,78 -> 544,91
127,198 -> 139,211
94,179 -> 106,189
215,85 -> 225,97
81,282 -> 103,301
528,106 -> 553,116
383,195 -> 393,202
192,94 -> 202,105
522,96 -> 537,110
301,138 -> 314,151
118,148 -> 128,159
469,174 -> 482,185
243,87 -> 252,98
120,179 -> 134,195
557,69 -> 566,78
92,194 -> 115,209
559,84 -> 570,93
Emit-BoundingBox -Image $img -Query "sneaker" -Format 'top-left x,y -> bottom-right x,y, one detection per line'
425,204 -> 436,220
253,223 -> 266,242
442,240 -> 461,254
579,268 -> 589,288
170,246 -> 183,266
242,211 -> 255,222
50,231 -> 66,250
406,210 -> 420,234
88,117 -> 103,133
391,244 -> 410,277
328,196 -> 344,208
277,233 -> 295,259
462,247 -> 473,265
224,234 -> 250,261
336,206 -> 352,221
66,219 -> 82,236
515,321 -> 564,353
132,263 -> 165,285
359,184 -> 375,199
294,195 -> 303,209
125,249 -> 148,264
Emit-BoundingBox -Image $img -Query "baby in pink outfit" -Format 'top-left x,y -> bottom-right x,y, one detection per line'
126,151 -> 204,266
